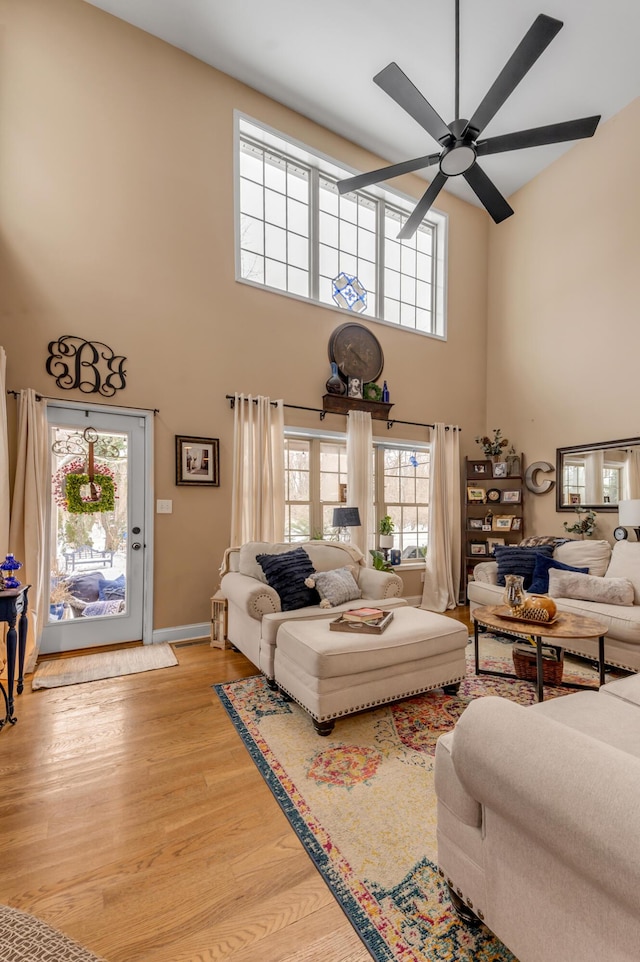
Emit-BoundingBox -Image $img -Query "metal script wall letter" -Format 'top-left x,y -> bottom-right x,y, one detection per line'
46,335 -> 127,397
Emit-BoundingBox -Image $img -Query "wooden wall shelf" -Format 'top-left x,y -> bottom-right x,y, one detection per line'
322,395 -> 394,421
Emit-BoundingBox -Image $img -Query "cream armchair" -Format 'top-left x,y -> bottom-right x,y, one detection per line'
220,540 -> 406,679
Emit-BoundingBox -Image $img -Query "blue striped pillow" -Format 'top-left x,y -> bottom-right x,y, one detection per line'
493,545 -> 555,590
256,547 -> 320,611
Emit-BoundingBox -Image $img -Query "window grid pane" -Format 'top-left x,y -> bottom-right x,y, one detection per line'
239,139 -> 310,297
384,205 -> 434,332
318,178 -> 378,315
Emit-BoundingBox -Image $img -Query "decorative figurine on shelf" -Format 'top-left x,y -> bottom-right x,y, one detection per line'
382,381 -> 390,403
0,554 -> 23,588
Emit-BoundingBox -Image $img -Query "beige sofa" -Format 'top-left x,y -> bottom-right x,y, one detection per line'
434,674 -> 640,962
468,539 -> 640,672
219,541 -> 406,679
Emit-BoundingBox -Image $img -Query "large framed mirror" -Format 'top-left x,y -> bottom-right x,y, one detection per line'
556,437 -> 640,511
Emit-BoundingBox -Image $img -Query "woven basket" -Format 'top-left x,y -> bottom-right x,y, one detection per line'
512,646 -> 564,685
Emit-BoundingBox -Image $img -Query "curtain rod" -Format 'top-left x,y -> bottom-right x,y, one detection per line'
225,394 -> 460,431
7,390 -> 159,414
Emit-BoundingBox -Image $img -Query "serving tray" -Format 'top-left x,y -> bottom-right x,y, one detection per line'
330,611 -> 394,634
494,604 -> 558,627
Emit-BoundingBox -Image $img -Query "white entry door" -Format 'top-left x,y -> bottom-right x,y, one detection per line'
40,403 -> 152,654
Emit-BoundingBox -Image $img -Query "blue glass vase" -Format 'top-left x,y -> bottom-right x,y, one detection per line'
326,362 -> 346,396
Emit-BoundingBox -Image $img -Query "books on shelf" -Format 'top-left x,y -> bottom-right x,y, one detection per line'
341,607 -> 386,624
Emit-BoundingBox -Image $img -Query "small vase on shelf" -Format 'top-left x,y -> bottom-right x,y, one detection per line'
382,381 -> 390,403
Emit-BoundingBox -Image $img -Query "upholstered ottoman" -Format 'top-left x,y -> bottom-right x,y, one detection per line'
274,607 -> 468,734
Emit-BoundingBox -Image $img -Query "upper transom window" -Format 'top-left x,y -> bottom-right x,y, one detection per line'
236,115 -> 447,339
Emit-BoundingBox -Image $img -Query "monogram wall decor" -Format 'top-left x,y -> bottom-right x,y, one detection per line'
46,335 -> 127,397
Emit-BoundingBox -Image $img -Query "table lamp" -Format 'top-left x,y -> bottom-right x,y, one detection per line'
332,506 -> 361,543
0,553 -> 22,588
618,500 -> 640,540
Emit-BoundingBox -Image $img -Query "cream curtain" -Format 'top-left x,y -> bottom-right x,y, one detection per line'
0,348 -> 9,557
421,423 -> 461,612
584,450 -> 604,504
624,449 -> 640,500
346,410 -> 373,558
9,390 -> 49,672
230,394 -> 285,546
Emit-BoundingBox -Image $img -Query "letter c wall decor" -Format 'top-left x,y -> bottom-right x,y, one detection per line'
525,461 -> 555,495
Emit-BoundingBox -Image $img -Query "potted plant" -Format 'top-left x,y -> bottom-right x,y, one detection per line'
369,549 -> 393,572
563,507 -> 597,539
475,428 -> 510,462
378,515 -> 395,550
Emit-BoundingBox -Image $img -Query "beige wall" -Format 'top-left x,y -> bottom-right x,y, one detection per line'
487,96 -> 640,545
0,0 -> 490,627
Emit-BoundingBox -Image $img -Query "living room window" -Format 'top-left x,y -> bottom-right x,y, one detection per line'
237,115 -> 447,338
284,432 -> 430,562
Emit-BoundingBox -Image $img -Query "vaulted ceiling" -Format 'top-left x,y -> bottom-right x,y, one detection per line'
84,0 -> 640,208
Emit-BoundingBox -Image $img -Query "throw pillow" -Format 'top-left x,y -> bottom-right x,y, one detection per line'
256,547 -> 320,611
493,544 -> 554,590
553,539 -> 612,578
604,541 -> 640,604
239,542 -> 296,583
528,555 -> 589,595
519,536 -> 570,549
548,569 -> 634,606
63,570 -> 103,602
98,573 -> 126,600
304,566 -> 362,608
83,599 -> 124,617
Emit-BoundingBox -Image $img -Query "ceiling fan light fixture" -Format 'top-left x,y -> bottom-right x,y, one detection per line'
439,143 -> 476,176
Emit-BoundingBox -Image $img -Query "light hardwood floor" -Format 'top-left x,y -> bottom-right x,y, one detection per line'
0,606 -> 472,962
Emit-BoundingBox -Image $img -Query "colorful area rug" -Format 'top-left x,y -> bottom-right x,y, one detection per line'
0,904 -> 106,961
32,643 -> 178,690
216,644 -> 603,962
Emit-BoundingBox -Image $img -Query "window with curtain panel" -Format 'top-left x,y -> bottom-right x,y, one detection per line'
283,431 -> 430,561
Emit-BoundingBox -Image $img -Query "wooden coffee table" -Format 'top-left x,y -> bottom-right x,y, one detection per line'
473,604 -> 608,702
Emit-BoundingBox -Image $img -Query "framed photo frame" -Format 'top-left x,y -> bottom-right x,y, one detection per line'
468,460 -> 491,478
470,541 -> 488,556
502,490 -> 522,504
569,492 -> 581,505
176,436 -> 220,486
487,537 -> 505,554
347,376 -> 363,399
492,461 -> 508,479
467,487 -> 486,503
511,516 -> 522,531
468,518 -> 484,530
494,515 -> 515,530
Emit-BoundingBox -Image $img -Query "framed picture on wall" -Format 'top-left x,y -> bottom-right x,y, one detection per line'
176,435 -> 220,486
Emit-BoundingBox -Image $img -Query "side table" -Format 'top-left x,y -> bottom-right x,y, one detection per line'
0,585 -> 30,727
473,603 -> 607,703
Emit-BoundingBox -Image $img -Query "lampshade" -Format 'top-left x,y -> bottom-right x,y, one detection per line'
332,507 -> 361,528
618,500 -> 640,526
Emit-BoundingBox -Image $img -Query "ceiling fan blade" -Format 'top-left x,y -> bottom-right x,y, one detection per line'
467,14 -> 563,138
374,62 -> 452,145
476,116 -> 601,156
463,164 -> 514,224
337,153 -> 441,195
397,172 -> 447,240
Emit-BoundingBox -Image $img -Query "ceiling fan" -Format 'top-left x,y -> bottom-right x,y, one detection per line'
337,2 -> 600,239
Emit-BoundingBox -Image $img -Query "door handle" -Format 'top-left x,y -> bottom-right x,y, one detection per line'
132,542 -> 142,550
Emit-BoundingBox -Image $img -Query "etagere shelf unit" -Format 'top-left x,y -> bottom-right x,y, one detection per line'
463,455 -> 525,594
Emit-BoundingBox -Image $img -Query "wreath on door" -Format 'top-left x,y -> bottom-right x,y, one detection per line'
52,457 -> 117,514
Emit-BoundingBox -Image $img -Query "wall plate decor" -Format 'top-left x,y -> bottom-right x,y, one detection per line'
176,436 -> 219,486
328,322 -> 384,382
46,335 -> 127,396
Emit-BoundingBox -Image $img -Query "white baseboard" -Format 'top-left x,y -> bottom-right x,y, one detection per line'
151,622 -> 209,645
